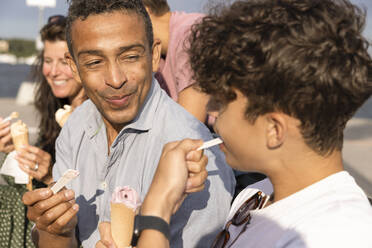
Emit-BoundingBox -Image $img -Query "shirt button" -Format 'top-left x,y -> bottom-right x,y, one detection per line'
101,181 -> 107,189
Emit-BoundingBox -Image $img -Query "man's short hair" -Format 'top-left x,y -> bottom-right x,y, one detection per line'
189,0 -> 372,155
66,0 -> 154,56
142,0 -> 170,16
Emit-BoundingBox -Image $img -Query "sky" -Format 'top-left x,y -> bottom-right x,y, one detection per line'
0,0 -> 371,41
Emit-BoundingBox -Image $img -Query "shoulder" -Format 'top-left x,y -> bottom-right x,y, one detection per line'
153,91 -> 212,141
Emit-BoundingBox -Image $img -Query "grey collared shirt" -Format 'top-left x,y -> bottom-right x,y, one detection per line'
53,79 -> 235,247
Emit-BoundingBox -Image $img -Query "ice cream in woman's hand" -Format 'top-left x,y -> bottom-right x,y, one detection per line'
111,186 -> 141,248
10,120 -> 32,190
11,120 -> 29,151
55,105 -> 72,127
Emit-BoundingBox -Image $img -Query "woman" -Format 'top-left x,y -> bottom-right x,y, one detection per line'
0,15 -> 85,247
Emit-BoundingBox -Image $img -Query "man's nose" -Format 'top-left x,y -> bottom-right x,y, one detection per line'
106,61 -> 127,89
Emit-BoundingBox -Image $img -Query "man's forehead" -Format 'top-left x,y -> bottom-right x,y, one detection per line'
70,11 -> 147,54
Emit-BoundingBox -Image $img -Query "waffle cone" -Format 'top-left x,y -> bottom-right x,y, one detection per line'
111,203 -> 135,248
10,121 -> 29,151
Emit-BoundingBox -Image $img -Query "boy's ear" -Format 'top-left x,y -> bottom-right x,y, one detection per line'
266,113 -> 287,149
65,52 -> 82,84
151,38 -> 162,72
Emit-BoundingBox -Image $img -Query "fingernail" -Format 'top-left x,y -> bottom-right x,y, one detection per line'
24,165 -> 29,169
65,190 -> 74,198
72,204 -> 79,211
186,152 -> 193,160
40,189 -> 51,197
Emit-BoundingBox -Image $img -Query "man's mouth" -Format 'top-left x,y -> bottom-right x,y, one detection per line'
104,93 -> 133,107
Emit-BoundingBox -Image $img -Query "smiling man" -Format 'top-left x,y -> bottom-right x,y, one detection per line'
21,0 -> 235,247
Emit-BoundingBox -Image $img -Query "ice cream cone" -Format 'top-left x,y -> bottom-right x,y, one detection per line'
55,105 -> 72,127
111,203 -> 136,248
10,120 -> 32,190
11,120 -> 29,151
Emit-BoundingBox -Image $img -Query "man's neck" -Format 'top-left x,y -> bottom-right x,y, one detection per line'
103,118 -> 124,153
267,150 -> 344,203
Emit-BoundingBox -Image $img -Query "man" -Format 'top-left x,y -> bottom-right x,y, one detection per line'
142,0 -> 210,123
22,0 -> 235,247
109,0 -> 372,247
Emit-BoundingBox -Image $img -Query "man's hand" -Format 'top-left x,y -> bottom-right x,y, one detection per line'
22,187 -> 79,237
96,222 -> 117,248
141,139 -> 208,222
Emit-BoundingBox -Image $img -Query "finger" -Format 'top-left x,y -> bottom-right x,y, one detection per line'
186,149 -> 204,162
16,148 -> 38,163
161,141 -> 180,154
187,155 -> 208,174
28,189 -> 75,216
175,139 -> 203,156
185,184 -> 206,193
3,144 -> 14,153
22,188 -> 53,206
38,199 -> 76,228
1,133 -> 12,144
47,203 -> 79,234
0,122 -> 10,132
185,170 -> 208,192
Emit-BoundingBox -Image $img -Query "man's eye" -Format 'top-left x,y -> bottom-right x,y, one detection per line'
122,55 -> 140,62
85,60 -> 101,67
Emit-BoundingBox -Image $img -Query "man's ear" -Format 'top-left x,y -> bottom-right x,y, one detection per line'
266,113 -> 287,149
151,38 -> 162,72
65,52 -> 82,84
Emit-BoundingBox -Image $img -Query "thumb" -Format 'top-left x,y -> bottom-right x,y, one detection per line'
175,139 -> 203,156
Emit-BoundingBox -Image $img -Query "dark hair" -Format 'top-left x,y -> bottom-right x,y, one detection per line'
142,0 -> 170,16
189,0 -> 372,155
66,0 -> 154,56
32,16 -> 69,160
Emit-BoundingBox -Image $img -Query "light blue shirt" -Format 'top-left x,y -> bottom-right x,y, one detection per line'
53,79 -> 235,247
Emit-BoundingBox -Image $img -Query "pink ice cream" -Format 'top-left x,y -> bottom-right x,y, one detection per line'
111,186 -> 142,210
111,186 -> 141,247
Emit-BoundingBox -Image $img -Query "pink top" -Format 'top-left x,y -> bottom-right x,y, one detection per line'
111,186 -> 141,210
155,11 -> 204,101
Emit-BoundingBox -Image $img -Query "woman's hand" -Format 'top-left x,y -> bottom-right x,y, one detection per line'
0,118 -> 14,153
15,144 -> 53,185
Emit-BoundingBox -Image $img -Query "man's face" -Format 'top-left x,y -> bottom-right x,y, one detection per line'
67,11 -> 160,129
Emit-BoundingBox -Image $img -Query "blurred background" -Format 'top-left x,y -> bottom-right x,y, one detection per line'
0,0 -> 371,197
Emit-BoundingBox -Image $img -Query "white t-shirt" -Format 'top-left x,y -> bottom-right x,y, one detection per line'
224,171 -> 372,248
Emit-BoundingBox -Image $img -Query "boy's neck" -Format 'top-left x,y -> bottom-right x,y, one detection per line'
267,150 -> 344,203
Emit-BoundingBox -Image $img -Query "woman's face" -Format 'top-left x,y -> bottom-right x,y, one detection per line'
42,40 -> 82,99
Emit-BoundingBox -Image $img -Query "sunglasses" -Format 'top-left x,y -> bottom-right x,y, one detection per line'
211,191 -> 270,248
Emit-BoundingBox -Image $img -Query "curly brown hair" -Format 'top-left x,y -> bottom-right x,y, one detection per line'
32,16 -> 69,160
142,0 -> 170,16
66,0 -> 153,57
189,0 -> 372,155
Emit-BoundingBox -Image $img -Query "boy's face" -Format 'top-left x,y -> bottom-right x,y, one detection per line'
208,90 -> 267,171
67,11 -> 160,129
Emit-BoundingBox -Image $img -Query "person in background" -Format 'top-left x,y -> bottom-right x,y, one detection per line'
22,0 -> 235,247
0,15 -> 85,247
142,0 -> 210,123
98,0 -> 372,247
143,0 -> 265,196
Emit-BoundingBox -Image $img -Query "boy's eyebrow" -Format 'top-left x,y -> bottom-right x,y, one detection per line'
77,44 -> 146,58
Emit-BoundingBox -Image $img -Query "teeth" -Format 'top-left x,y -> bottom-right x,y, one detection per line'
54,80 -> 67,86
